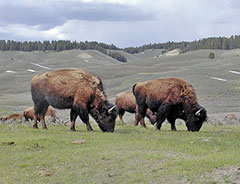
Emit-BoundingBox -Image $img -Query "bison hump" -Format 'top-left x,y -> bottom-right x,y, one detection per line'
134,77 -> 198,105
32,69 -> 102,91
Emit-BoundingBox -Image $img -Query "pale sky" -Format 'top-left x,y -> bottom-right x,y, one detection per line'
0,0 -> 239,47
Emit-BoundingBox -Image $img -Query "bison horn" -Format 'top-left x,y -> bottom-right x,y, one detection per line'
195,108 -> 202,116
108,105 -> 116,113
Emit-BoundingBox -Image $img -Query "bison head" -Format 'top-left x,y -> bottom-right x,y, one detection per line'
96,103 -> 117,132
185,106 -> 207,132
0,116 -> 7,121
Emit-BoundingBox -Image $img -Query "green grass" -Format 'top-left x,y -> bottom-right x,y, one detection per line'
0,122 -> 240,184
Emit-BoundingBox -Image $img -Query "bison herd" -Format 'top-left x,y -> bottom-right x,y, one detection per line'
0,68 -> 207,132
0,106 -> 58,124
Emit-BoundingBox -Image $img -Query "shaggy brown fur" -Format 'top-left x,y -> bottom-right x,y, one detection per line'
0,113 -> 24,121
23,106 -> 57,123
133,77 -> 207,131
31,68 -> 117,132
115,91 -> 156,126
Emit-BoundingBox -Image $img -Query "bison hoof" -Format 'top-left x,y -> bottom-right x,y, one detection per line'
141,124 -> 147,128
33,125 -> 38,129
71,127 -> 76,131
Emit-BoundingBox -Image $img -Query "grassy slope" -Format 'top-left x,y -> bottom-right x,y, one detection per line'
0,49 -> 240,115
0,122 -> 240,184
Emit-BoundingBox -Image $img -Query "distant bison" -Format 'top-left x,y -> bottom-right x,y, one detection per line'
0,113 -> 24,121
31,68 -> 117,132
115,91 -> 156,126
23,106 -> 57,123
133,77 -> 207,131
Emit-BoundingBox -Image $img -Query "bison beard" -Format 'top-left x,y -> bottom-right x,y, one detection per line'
133,77 -> 207,131
30,68 -> 117,132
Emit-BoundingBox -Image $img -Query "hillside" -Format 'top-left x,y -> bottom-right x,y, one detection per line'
0,49 -> 240,123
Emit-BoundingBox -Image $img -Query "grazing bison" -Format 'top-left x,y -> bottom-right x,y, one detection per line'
115,91 -> 156,126
31,68 -> 117,132
0,113 -> 24,121
24,106 -> 57,123
133,77 -> 207,131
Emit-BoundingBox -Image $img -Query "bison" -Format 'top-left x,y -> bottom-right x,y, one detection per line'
0,113 -> 24,121
31,68 -> 117,132
132,77 -> 207,131
23,106 -> 58,123
115,91 -> 156,126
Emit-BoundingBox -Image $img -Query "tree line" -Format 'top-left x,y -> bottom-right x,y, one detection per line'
0,40 -> 127,62
123,35 -> 240,54
2,35 -> 240,62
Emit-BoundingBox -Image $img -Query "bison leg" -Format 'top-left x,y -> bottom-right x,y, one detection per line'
167,117 -> 177,131
33,101 -> 49,129
156,104 -> 171,130
140,119 -> 146,128
79,108 -> 93,131
134,105 -> 140,126
118,109 -> 125,124
70,109 -> 78,131
40,107 -> 49,129
134,111 -> 139,126
79,111 -> 93,131
33,115 -> 38,129
134,108 -> 146,127
53,116 -> 61,124
39,115 -> 47,129
137,104 -> 147,128
24,116 -> 29,122
146,109 -> 157,125
51,116 -> 56,123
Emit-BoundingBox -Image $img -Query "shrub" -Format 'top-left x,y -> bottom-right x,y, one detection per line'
208,52 -> 215,59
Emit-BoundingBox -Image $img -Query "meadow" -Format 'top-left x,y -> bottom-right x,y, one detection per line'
1,48 -> 240,183
1,121 -> 240,184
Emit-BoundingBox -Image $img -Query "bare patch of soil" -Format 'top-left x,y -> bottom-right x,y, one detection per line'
165,49 -> 180,56
39,168 -> 51,177
156,176 -> 192,184
201,166 -> 240,184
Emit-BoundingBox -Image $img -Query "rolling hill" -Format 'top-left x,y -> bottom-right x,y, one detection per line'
0,49 -> 240,124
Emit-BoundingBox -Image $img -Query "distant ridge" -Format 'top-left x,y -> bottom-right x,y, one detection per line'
0,40 -> 127,62
1,35 -> 240,61
124,35 -> 240,54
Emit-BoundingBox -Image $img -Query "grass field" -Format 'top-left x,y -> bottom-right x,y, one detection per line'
1,49 -> 240,183
1,122 -> 240,184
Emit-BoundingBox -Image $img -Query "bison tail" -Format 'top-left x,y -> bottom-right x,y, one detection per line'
132,83 -> 137,96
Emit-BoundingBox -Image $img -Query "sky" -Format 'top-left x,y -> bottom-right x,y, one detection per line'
0,0 -> 240,48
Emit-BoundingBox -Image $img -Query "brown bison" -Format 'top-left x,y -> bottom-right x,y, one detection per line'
0,113 -> 24,121
31,68 -> 117,132
115,91 -> 156,126
133,77 -> 207,131
23,106 -> 57,123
